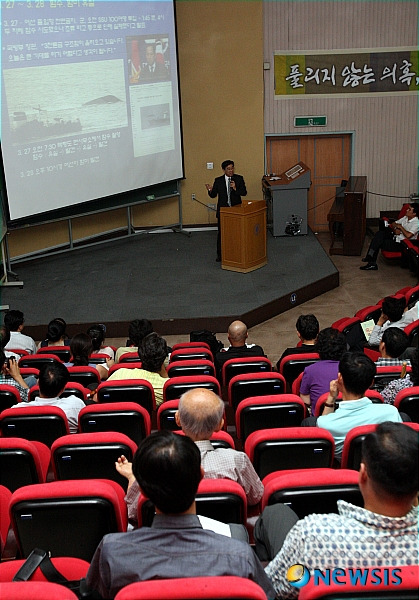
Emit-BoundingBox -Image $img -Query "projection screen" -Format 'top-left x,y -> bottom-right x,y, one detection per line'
1,0 -> 183,224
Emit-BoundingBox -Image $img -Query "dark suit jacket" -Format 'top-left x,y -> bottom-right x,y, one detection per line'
208,174 -> 247,218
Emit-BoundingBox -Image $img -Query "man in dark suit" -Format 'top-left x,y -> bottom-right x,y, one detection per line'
140,44 -> 168,80
206,160 -> 247,261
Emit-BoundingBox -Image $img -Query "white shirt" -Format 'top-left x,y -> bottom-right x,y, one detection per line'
10,394 -> 85,433
394,215 -> 419,242
5,331 -> 37,355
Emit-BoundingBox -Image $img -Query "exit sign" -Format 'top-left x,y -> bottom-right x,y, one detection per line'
294,116 -> 327,127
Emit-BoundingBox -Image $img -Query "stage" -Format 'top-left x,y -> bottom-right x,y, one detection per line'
1,228 -> 339,339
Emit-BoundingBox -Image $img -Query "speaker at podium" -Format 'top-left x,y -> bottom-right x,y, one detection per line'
262,162 -> 311,237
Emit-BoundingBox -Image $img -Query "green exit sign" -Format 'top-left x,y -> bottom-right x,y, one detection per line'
294,116 -> 327,127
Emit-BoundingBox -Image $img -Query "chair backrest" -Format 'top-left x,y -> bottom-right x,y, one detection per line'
118,353 -> 142,364
0,556 -> 90,582
372,366 -> 412,392
221,357 -> 272,387
298,565 -> 419,600
138,479 -> 247,527
36,346 -> 71,362
403,319 -> 419,347
18,355 -> 62,369
291,371 -> 304,395
405,284 -> 419,307
0,406 -> 70,447
157,399 -> 180,431
244,427 -> 335,479
170,347 -> 214,363
0,438 -> 50,492
51,432 -> 137,490
109,362 -> 143,376
261,467 -> 362,517
172,341 -> 211,352
78,402 -> 151,444
235,394 -> 307,443
278,353 -> 320,390
332,316 -> 361,336
0,581 -> 79,599
67,366 -> 101,387
355,304 -> 383,323
28,381 -> 88,403
340,424 -> 377,470
88,353 -> 110,364
228,372 -> 286,412
166,360 -> 216,378
314,389 -> 383,417
394,386 -> 419,423
97,379 -> 156,415
0,484 -> 12,551
175,429 -> 235,450
0,384 -> 22,412
5,348 -> 29,357
114,576 -> 268,600
163,376 -> 221,402
10,479 -> 127,561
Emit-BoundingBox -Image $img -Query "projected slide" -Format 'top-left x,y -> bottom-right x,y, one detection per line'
1,1 -> 183,223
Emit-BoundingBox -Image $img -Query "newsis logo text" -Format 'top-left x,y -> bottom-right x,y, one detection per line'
286,564 -> 403,589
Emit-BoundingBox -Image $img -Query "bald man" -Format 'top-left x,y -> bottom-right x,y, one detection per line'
214,320 -> 265,380
116,388 -> 263,525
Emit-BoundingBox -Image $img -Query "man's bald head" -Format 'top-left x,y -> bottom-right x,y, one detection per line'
228,320 -> 248,345
176,388 -> 224,440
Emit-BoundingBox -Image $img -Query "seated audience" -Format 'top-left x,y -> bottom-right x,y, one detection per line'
303,352 -> 403,459
86,431 -> 275,599
255,422 -> 418,598
87,323 -> 115,361
376,327 -> 410,366
38,318 -> 70,348
3,309 -> 36,355
117,387 -> 264,524
65,333 -> 111,380
0,348 -> 30,402
276,313 -> 319,369
10,361 -> 85,433
381,348 -> 419,405
115,319 -> 153,362
368,296 -> 413,346
300,327 -> 346,413
108,332 -> 168,406
215,320 -> 265,380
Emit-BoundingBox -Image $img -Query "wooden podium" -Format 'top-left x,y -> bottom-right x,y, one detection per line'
220,200 -> 267,273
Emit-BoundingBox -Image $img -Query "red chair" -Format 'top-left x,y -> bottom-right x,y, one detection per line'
278,353 -> 320,391
355,304 -> 382,323
0,384 -> 22,412
118,352 -> 142,363
51,431 -> 137,490
244,427 -> 335,479
97,379 -> 156,415
0,556 -> 90,582
114,576 -> 268,600
163,375 -> 221,402
299,565 -> 419,600
89,353 -> 111,364
372,365 -> 412,392
28,381 -> 88,403
394,386 -> 419,423
340,424 -> 378,470
235,394 -> 307,444
380,203 -> 410,262
261,467 -> 362,516
109,362 -> 143,376
166,360 -> 216,378
0,484 -> 12,553
0,581 -> 79,599
314,389 -> 383,418
404,283 -> 419,306
403,319 -> 419,346
221,357 -> 272,387
169,347 -> 214,363
228,372 -> 286,413
138,478 -> 247,527
10,479 -> 127,561
0,438 -> 50,492
172,341 -> 211,352
332,316 -> 362,337
78,402 -> 151,444
291,371 -> 304,395
67,366 -> 101,387
4,349 -> 29,358
176,429 -> 234,450
18,354 -> 62,369
0,405 -> 70,447
36,345 -> 71,362
157,399 -> 180,430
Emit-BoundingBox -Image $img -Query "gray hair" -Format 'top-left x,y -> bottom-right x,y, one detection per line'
178,390 -> 224,438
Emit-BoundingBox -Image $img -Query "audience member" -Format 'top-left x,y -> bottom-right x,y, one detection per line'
276,314 -> 319,369
215,320 -> 265,379
0,348 -> 30,402
10,361 -> 85,433
254,422 -> 418,598
300,327 -> 346,413
3,310 -> 36,354
115,319 -> 154,362
86,431 -> 275,599
108,332 -> 168,406
1,325 -> 21,361
368,296 -> 413,346
38,318 -> 70,348
376,327 -> 410,366
87,324 -> 115,361
117,388 -> 264,524
65,333 -> 111,380
360,202 -> 419,270
381,348 -> 419,405
303,352 -> 403,459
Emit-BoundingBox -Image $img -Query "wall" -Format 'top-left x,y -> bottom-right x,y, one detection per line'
7,1 -> 264,258
263,0 -> 418,217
